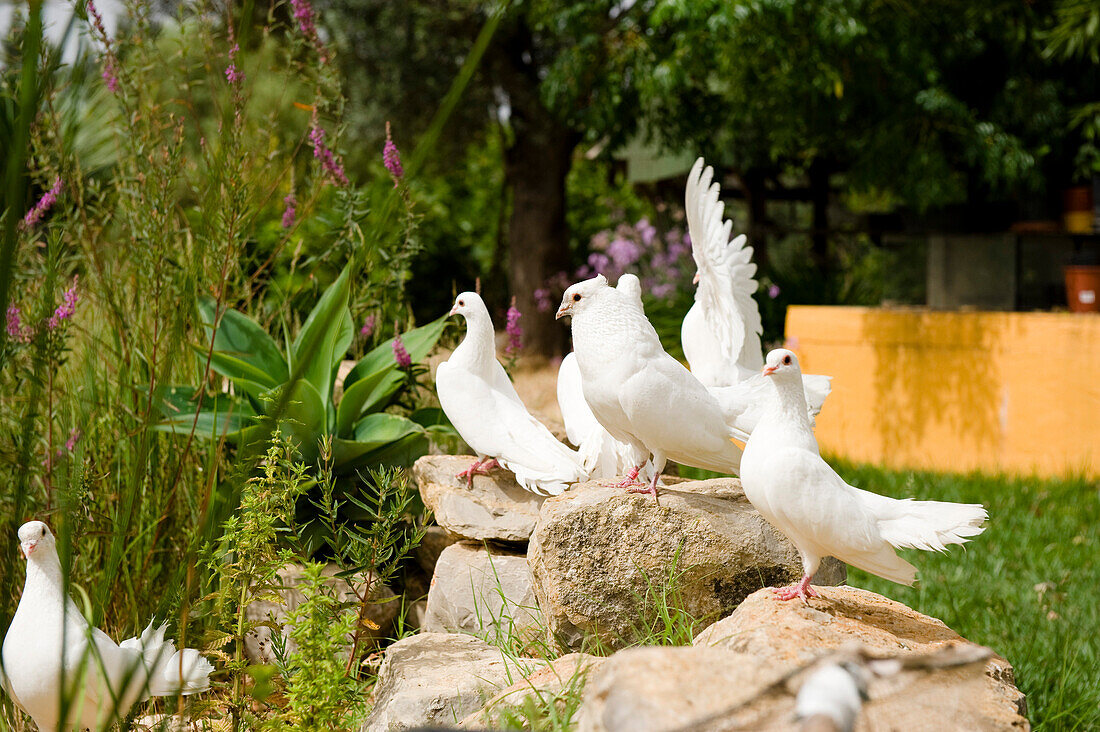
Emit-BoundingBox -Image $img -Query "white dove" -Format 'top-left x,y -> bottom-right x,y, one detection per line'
437,291 -> 587,495
740,349 -> 988,601
1,521 -> 213,731
680,157 -> 833,416
556,274 -> 744,499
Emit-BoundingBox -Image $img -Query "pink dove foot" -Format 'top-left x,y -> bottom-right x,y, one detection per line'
773,574 -> 818,602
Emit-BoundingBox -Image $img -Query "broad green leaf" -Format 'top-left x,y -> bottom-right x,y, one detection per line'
279,379 -> 327,463
196,296 -> 288,383
344,315 -> 448,388
331,414 -> 425,471
334,309 -> 354,369
291,267 -> 351,402
335,368 -> 404,437
151,386 -> 255,441
152,410 -> 254,441
336,432 -> 430,474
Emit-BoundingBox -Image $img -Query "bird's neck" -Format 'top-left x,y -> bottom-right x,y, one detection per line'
21,552 -> 72,616
760,376 -> 818,448
451,313 -> 497,372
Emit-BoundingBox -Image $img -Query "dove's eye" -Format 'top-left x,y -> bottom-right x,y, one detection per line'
572,293 -> 581,302
782,355 -> 792,365
458,300 -> 465,306
40,527 -> 45,537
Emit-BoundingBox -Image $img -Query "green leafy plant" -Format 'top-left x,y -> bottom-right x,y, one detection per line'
154,263 -> 452,474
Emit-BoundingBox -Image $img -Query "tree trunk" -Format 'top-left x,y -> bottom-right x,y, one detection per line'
502,114 -> 576,357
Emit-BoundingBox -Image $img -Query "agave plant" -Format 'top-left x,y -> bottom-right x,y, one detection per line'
155,265 -> 451,474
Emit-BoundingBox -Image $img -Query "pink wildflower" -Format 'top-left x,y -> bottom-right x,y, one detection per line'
6,305 -> 30,344
504,302 -> 523,357
47,276 -> 79,330
225,43 -> 243,84
768,284 -> 781,299
309,123 -> 349,187
290,0 -> 318,41
383,121 -> 403,186
392,333 -> 411,369
22,177 -> 62,230
64,428 -> 81,452
101,56 -> 119,93
282,194 -> 297,228
360,314 -> 377,338
533,288 -> 552,313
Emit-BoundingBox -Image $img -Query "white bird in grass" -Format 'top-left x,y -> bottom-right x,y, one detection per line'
1,521 -> 213,731
680,157 -> 833,414
437,292 -> 587,495
556,274 -> 745,500
740,349 -> 988,601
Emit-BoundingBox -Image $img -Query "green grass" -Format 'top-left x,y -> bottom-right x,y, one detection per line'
680,460 -> 1099,730
832,461 -> 1100,731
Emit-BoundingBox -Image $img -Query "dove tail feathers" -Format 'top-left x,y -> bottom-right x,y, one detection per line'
871,497 -> 989,553
124,622 -> 213,698
498,458 -> 577,496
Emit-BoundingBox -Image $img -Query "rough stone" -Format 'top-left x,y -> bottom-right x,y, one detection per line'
244,562 -> 397,665
361,632 -> 548,732
414,525 -> 460,576
414,455 -> 549,542
461,653 -> 604,729
527,478 -> 846,650
422,542 -> 542,641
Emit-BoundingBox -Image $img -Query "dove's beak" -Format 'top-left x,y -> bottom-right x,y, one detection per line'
692,272 -> 700,285
555,302 -> 570,320
447,305 -> 459,317
761,365 -> 778,377
20,540 -> 36,558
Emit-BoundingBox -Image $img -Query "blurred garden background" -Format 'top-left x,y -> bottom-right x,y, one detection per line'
0,0 -> 1097,730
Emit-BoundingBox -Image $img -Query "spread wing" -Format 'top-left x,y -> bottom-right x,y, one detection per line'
683,157 -> 764,386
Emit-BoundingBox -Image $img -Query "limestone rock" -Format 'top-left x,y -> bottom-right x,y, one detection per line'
422,542 -> 541,641
361,632 -> 547,731
461,653 -> 604,729
527,478 -> 846,650
414,525 -> 460,576
575,646 -> 786,732
244,562 -> 396,665
414,455 -> 548,542
691,586 -> 1029,730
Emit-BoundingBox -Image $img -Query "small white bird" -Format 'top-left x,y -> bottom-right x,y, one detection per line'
437,292 -> 587,495
1,521 -> 213,731
556,275 -> 744,499
740,349 -> 988,601
680,158 -> 833,417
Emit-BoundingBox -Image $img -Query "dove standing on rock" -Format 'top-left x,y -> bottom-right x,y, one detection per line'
437,292 -> 587,495
681,157 -> 833,415
556,352 -> 643,480
557,274 -> 745,500
740,349 -> 988,601
1,521 -> 213,731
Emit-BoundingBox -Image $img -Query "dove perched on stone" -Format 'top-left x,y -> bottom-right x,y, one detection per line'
680,158 -> 833,416
557,352 -> 644,480
1,521 -> 213,731
437,292 -> 587,495
556,274 -> 745,499
740,349 -> 988,601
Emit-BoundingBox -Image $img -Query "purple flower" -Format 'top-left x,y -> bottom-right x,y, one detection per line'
635,218 -> 657,246
587,252 -> 610,274
310,123 -> 349,187
383,122 -> 403,185
22,177 -> 62,230
768,284 -> 781,299
360,314 -> 377,338
606,237 -> 642,268
225,43 -> 243,84
6,304 -> 29,343
504,303 -> 523,356
87,0 -> 107,37
534,288 -> 552,313
650,282 -> 675,300
590,231 -> 610,251
392,333 -> 411,369
47,277 -> 79,330
281,194 -> 297,229
64,428 -> 80,452
101,56 -> 119,93
290,0 -> 318,41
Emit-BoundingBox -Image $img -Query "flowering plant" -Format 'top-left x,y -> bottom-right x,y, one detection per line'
154,264 -> 453,474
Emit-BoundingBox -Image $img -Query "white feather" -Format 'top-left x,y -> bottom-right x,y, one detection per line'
557,352 -> 642,479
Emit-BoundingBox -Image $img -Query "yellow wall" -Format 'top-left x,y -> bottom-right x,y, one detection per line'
785,306 -> 1100,477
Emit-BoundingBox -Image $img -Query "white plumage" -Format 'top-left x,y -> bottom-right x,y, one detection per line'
556,275 -> 745,498
740,349 -> 988,601
437,291 -> 587,495
681,157 -> 833,419
556,352 -> 642,479
1,521 -> 213,731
